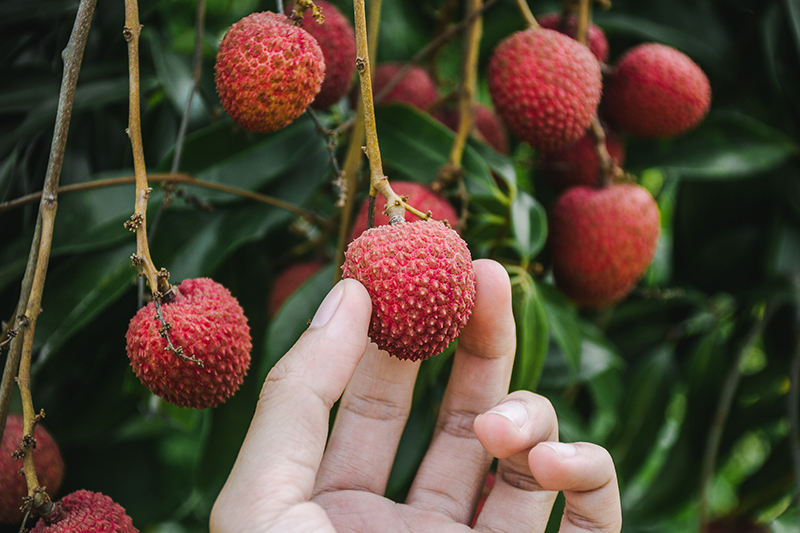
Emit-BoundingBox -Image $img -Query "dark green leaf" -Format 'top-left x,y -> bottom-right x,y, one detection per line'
509,189 -> 547,262
538,281 -> 582,372
511,273 -> 549,392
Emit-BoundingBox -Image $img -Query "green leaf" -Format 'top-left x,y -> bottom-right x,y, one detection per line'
510,189 -> 547,262
538,281 -> 582,372
785,0 -> 800,60
511,273 -> 549,392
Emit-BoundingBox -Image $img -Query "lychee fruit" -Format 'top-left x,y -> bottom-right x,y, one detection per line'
29,490 -> 137,532
268,260 -> 326,318
602,43 -> 711,138
348,181 -> 459,242
342,220 -> 476,361
215,11 -> 325,133
488,27 -> 602,152
372,63 -> 439,111
287,1 -> 356,109
549,183 -> 660,308
437,104 -> 510,155
537,13 -> 609,63
1,414 -> 65,524
125,278 -> 252,409
539,127 -> 626,191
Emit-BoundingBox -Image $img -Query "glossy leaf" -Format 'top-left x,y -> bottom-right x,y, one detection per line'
511,272 -> 549,392
509,189 -> 547,263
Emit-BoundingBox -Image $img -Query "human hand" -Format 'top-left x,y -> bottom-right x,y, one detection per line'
210,259 -> 622,532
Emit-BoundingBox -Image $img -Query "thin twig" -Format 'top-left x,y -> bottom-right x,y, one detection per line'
0,173 -> 333,230
576,0 -> 590,45
306,107 -> 343,180
698,304 -> 777,531
514,0 -> 538,28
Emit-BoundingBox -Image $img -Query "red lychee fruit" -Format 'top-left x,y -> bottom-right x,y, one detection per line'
372,63 -> 439,111
539,128 -> 626,191
287,1 -> 356,109
0,414 -> 65,524
215,11 -> 325,133
348,181 -> 459,242
549,183 -> 660,308
437,104 -> 511,155
342,220 -> 476,361
29,490 -> 137,532
488,27 -> 602,152
537,13 -> 609,63
602,43 -> 711,138
268,260 -> 326,318
125,278 -> 252,409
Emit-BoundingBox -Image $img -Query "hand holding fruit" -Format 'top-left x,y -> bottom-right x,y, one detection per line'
210,260 -> 622,532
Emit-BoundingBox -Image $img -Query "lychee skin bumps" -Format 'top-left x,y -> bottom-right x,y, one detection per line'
549,184 -> 660,308
126,278 -> 252,409
488,27 -> 602,153
289,1 -> 356,109
30,490 -> 137,533
537,13 -> 609,63
342,220 -> 476,362
603,43 -> 711,138
215,12 -> 325,133
1,415 -> 65,524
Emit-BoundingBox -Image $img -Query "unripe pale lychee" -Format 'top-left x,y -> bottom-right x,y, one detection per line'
215,11 -> 325,133
372,63 -> 439,110
342,220 -> 476,361
0,414 -> 65,524
268,260 -> 326,318
287,1 -> 355,109
126,278 -> 252,409
29,490 -> 137,533
488,27 -> 602,152
348,181 -> 459,242
537,13 -> 609,63
539,128 -> 625,191
602,43 -> 711,138
549,184 -> 660,308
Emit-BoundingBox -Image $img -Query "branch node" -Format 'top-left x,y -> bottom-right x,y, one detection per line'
123,213 -> 143,231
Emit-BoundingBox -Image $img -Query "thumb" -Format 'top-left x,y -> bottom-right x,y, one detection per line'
212,279 -> 372,526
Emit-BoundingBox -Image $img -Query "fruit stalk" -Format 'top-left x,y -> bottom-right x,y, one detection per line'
5,0 -> 97,512
514,0 -> 538,28
124,0 -> 169,297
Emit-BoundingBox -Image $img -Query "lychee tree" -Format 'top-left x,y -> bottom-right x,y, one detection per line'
1,0 -> 799,531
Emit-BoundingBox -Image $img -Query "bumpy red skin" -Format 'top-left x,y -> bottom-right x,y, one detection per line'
126,278 -> 252,409
603,43 -> 711,138
549,184 -> 660,308
0,415 -> 65,524
342,220 -> 476,362
537,13 -> 609,63
540,128 -> 625,191
288,1 -> 355,109
488,27 -> 602,152
348,181 -> 459,242
268,260 -> 326,317
30,490 -> 137,533
373,63 -> 439,110
215,12 -> 325,133
438,104 -> 511,155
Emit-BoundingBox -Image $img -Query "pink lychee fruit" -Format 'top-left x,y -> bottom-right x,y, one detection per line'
348,181 -> 459,242
29,490 -> 137,532
537,13 -> 609,63
437,104 -> 511,155
286,1 -> 356,109
268,260 -> 326,318
488,27 -> 602,152
342,220 -> 476,361
125,278 -> 252,409
539,127 -> 626,191
0,414 -> 65,524
372,63 -> 439,111
549,184 -> 660,308
602,43 -> 711,138
215,11 -> 325,133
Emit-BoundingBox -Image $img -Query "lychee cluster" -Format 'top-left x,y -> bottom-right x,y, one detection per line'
215,11 -> 325,133
0,415 -> 65,524
125,277 -> 252,409
29,490 -> 137,533
342,220 -> 475,362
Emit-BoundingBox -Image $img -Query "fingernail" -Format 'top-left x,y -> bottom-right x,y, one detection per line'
310,280 -> 344,328
486,401 -> 528,429
541,441 -> 578,459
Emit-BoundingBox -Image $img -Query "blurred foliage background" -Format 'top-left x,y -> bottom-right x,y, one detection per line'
1,0 -> 799,531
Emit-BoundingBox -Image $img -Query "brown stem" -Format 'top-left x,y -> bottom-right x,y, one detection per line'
0,173 -> 332,230
589,117 -> 623,186
514,0 -> 538,28
575,0 -> 590,44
